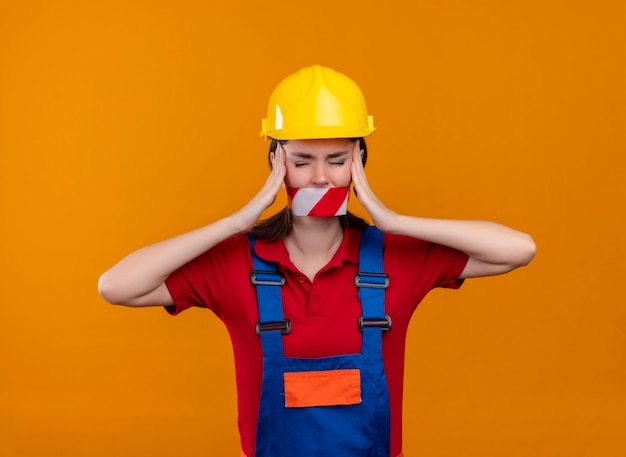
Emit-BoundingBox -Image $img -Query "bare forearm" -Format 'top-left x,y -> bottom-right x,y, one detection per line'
98,215 -> 242,305
389,214 -> 536,268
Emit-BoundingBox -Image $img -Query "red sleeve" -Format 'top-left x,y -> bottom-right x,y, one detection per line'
163,234 -> 252,316
430,242 -> 469,290
384,233 -> 469,293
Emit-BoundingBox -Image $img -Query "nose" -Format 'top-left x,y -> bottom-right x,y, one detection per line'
311,162 -> 329,186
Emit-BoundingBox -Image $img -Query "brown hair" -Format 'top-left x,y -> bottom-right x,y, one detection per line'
248,138 -> 370,242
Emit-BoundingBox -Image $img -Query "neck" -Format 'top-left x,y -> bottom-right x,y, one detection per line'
286,216 -> 343,256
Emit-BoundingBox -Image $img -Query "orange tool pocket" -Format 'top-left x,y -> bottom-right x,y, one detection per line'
283,369 -> 361,408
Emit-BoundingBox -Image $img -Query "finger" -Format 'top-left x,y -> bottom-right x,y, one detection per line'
270,145 -> 282,172
351,143 -> 361,170
352,141 -> 361,164
276,144 -> 287,169
352,144 -> 366,176
351,154 -> 366,186
273,143 -> 281,166
266,147 -> 286,191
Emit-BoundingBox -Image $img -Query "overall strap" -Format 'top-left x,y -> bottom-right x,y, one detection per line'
248,236 -> 288,358
356,226 -> 391,355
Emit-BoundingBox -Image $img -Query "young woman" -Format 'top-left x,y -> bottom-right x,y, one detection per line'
99,65 -> 536,457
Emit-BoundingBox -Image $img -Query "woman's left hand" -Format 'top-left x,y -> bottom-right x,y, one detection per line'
350,142 -> 536,278
350,142 -> 399,233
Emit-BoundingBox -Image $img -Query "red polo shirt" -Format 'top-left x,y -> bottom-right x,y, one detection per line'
165,226 -> 468,457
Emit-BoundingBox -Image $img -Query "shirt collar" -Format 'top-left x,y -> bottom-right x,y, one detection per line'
253,226 -> 361,269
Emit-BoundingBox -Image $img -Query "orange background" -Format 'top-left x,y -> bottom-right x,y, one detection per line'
1,1 -> 624,456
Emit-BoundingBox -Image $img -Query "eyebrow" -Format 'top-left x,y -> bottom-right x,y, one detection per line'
288,151 -> 350,159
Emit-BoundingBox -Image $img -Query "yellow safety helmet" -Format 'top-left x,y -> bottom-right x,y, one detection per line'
260,64 -> 375,140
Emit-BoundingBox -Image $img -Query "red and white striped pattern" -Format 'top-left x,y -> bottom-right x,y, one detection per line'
286,187 -> 349,217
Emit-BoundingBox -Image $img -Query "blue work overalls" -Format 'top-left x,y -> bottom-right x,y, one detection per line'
248,227 -> 392,457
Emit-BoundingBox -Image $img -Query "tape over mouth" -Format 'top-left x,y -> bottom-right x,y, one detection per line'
287,187 -> 349,217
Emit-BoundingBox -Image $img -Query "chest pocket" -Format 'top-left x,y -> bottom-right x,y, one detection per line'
284,368 -> 361,407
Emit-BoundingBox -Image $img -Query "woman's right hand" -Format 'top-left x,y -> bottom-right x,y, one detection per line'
230,143 -> 287,233
99,144 -> 288,307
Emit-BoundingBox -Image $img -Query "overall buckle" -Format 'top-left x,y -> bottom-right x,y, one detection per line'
354,272 -> 389,289
358,316 -> 392,332
256,319 -> 291,335
250,270 -> 285,286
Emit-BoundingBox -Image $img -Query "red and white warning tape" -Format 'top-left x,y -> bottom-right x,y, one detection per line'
287,187 -> 349,217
